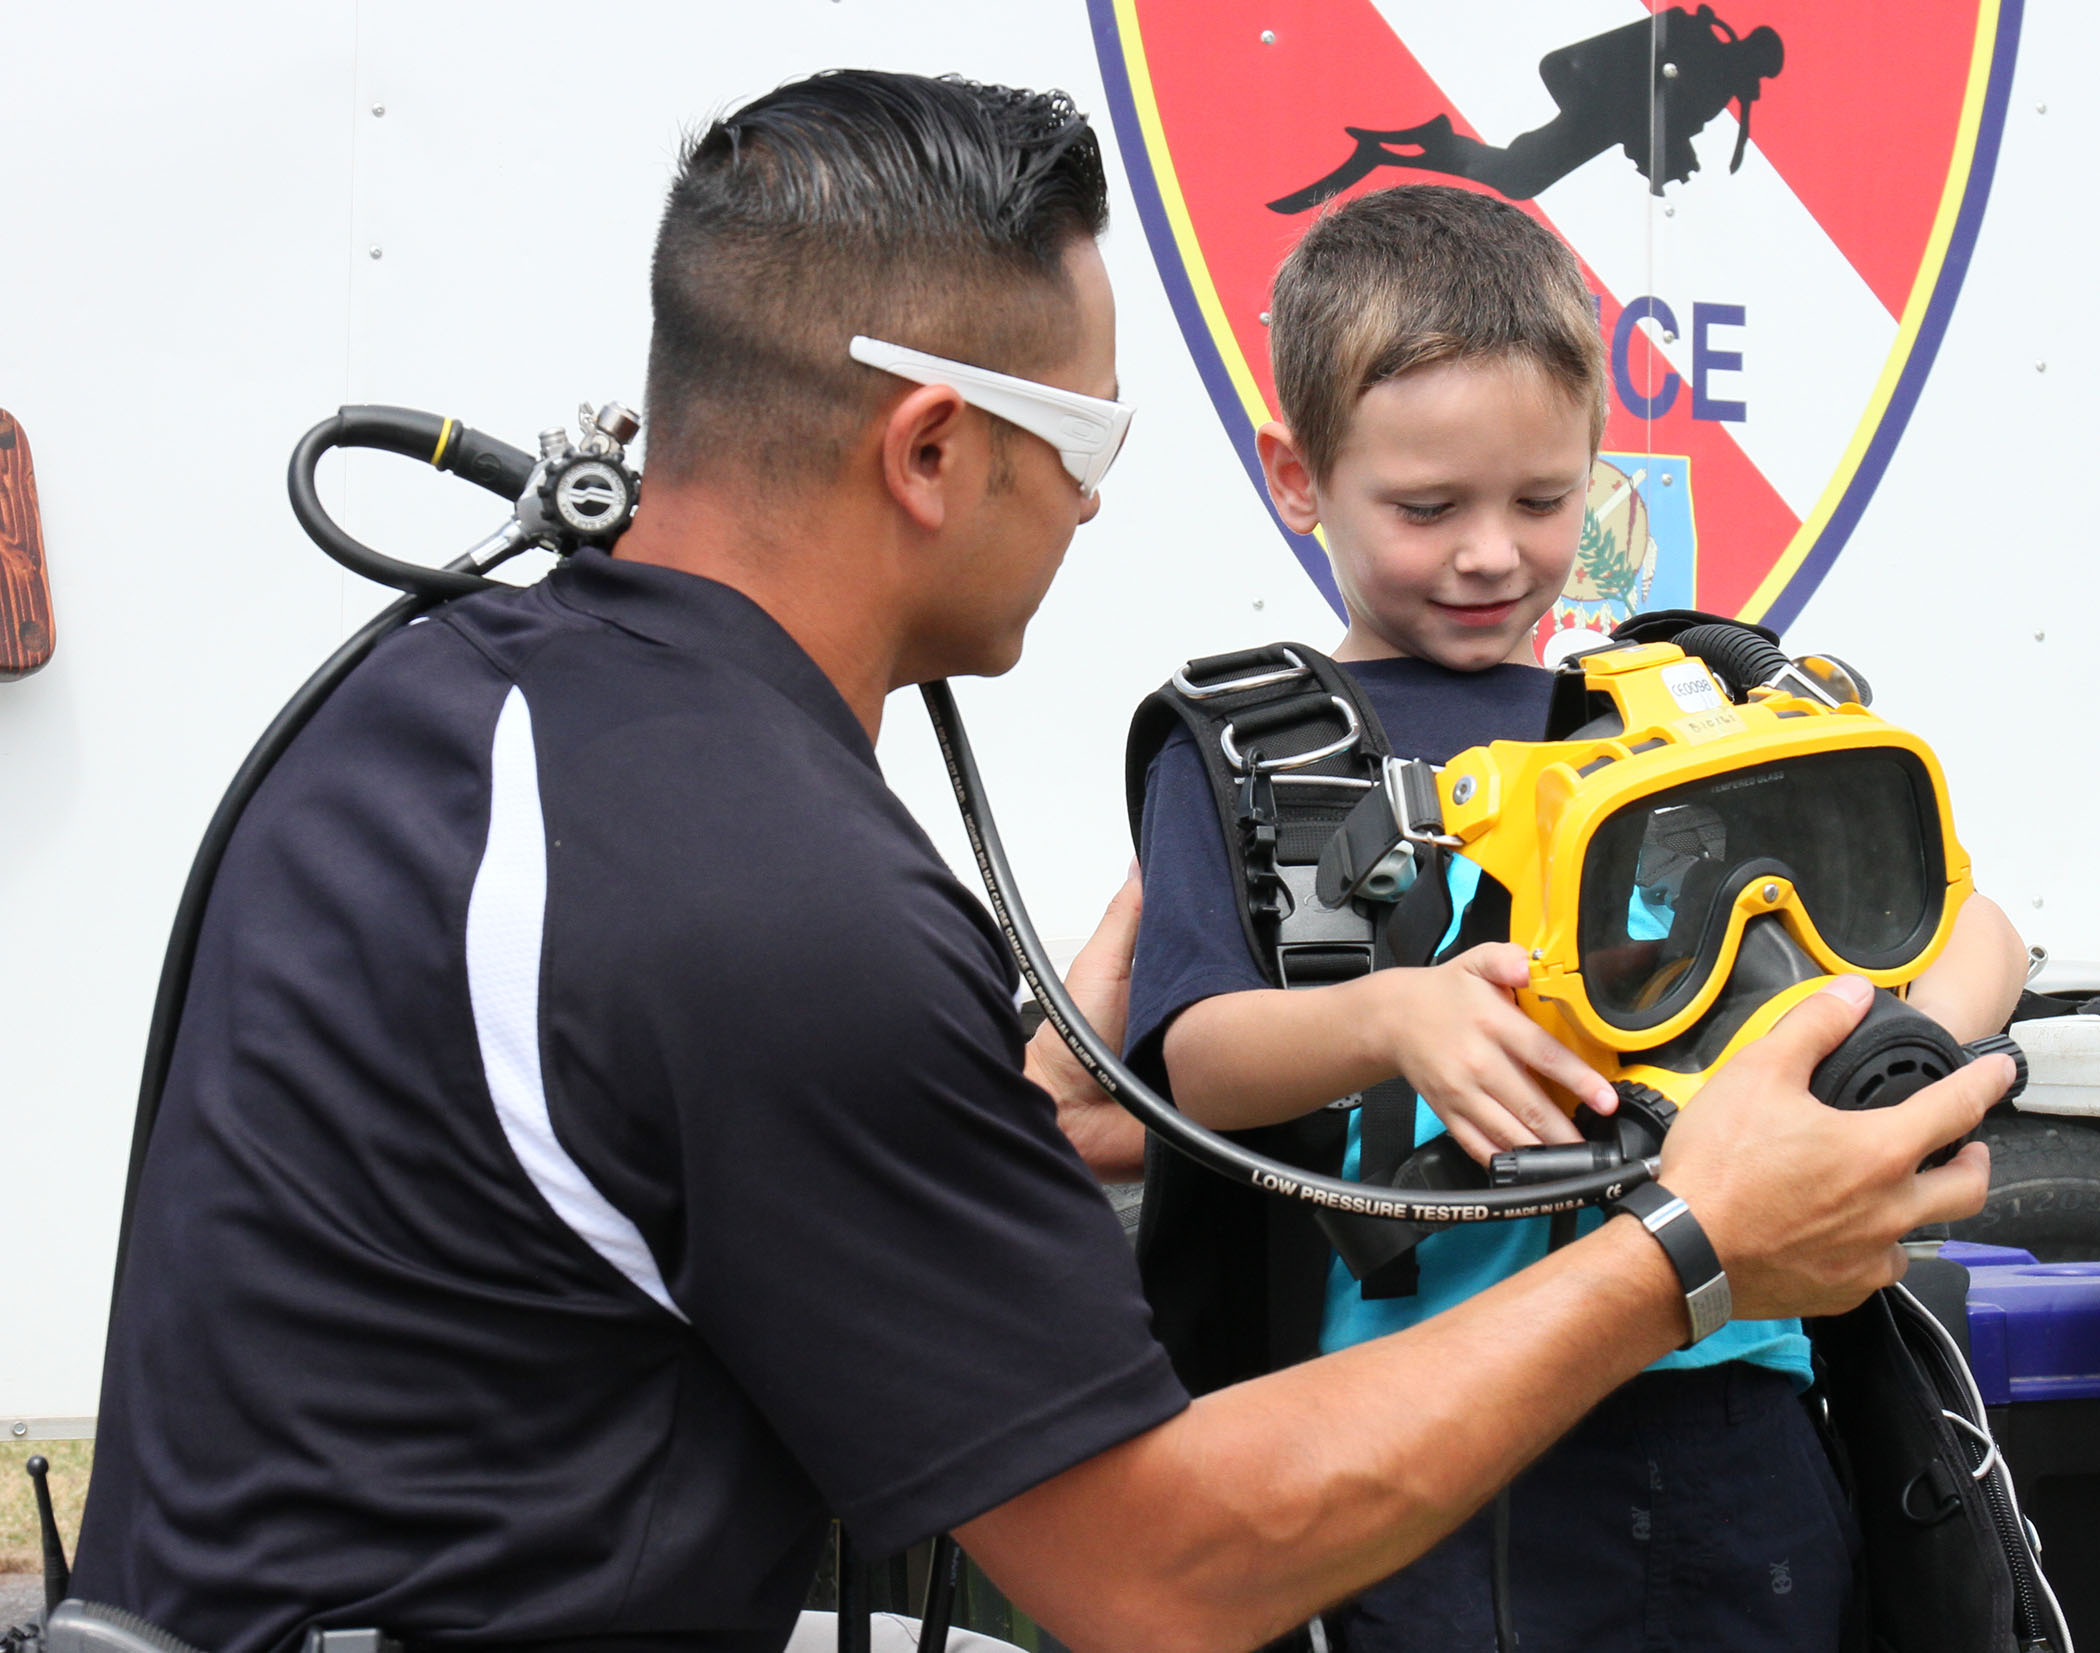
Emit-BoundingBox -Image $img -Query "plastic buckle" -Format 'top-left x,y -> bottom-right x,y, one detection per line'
1235,760 -> 1278,829
1237,761 -> 1286,928
1383,758 -> 1459,847
1277,941 -> 1376,988
1314,759 -> 1459,907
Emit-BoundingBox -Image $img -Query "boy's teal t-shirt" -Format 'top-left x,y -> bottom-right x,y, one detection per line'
1316,855 -> 1814,1387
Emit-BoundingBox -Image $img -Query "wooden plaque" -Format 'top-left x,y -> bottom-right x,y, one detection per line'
0,407 -> 52,680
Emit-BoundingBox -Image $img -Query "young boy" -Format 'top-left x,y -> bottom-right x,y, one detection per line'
1125,185 -> 2026,1652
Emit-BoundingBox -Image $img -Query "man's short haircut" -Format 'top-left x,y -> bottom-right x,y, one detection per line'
646,70 -> 1108,488
1271,185 -> 1609,482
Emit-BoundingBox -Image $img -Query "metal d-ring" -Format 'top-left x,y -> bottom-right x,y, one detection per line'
1172,648 -> 1309,700
1219,695 -> 1361,773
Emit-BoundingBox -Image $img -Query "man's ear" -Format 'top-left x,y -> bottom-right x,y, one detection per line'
1256,421 -> 1321,534
879,384 -> 974,532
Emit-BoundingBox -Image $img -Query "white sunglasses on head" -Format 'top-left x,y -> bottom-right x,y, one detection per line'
847,335 -> 1134,498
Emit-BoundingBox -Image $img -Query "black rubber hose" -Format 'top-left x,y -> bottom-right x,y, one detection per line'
288,407 -> 535,600
1491,1488 -> 1515,1653
27,1454 -> 68,1614
836,1528 -> 871,1653
919,680 -> 1654,1224
1670,622 -> 1792,702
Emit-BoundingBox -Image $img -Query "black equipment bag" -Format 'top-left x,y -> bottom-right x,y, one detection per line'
1811,1275 -> 2070,1652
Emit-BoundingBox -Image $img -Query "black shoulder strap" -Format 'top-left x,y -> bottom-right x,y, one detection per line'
1128,643 -> 1484,1305
1126,643 -> 1391,988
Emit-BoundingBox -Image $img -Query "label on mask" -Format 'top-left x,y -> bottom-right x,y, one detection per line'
1674,707 -> 1747,743
1661,660 -> 1727,712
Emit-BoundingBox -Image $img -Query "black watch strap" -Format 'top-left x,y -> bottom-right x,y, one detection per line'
1612,1180 -> 1732,1346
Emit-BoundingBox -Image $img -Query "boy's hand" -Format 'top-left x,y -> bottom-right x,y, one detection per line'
1373,943 -> 1619,1164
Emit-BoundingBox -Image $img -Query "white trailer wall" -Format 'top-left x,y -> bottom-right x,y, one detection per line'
1,1 -> 2090,1423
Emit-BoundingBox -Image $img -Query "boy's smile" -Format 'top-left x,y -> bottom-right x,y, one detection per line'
1259,355 -> 1594,671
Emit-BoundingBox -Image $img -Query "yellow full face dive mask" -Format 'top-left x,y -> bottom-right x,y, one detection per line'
1340,619 -> 2000,1119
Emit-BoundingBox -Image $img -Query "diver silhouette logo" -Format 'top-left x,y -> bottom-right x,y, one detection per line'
1270,5 -> 1784,213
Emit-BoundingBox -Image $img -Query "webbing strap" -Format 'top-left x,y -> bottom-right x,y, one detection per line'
1381,846 -> 1456,976
1127,643 -> 1389,987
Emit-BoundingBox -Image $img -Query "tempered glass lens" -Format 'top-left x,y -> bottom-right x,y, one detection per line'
1576,749 -> 1943,1028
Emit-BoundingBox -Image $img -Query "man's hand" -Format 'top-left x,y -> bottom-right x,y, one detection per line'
1660,975 -> 2005,1322
1026,868 -> 1146,1181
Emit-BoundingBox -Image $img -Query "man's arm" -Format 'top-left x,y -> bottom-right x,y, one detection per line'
961,977 -> 2004,1653
1906,892 -> 2027,1042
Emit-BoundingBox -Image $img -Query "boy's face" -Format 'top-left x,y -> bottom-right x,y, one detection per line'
1260,356 -> 1593,670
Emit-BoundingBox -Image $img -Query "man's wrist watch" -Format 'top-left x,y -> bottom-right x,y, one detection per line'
1611,1180 -> 1732,1346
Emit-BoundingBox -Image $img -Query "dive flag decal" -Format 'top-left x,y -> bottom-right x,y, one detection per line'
1089,0 -> 2022,649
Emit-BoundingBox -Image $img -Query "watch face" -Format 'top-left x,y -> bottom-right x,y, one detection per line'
1684,1273 -> 1735,1344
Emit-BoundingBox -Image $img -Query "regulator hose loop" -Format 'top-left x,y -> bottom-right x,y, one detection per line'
919,679 -> 1654,1223
287,406 -> 538,601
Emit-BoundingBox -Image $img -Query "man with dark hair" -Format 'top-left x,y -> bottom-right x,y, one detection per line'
645,73 -> 1111,494
75,69 -> 2000,1653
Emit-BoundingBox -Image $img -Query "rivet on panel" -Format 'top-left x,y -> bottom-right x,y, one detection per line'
1261,30 -> 1276,44
371,103 -> 386,118
368,246 -> 384,260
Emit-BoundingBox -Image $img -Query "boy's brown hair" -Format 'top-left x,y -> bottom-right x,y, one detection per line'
1270,185 -> 1608,482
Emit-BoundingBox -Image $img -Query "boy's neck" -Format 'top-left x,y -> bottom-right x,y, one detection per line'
1332,625 -> 1538,669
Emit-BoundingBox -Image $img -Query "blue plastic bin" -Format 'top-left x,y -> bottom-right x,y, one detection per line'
1942,1239 -> 2100,1641
1948,1240 -> 2100,1404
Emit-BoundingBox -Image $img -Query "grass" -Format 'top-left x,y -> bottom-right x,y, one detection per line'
0,1443 -> 90,1575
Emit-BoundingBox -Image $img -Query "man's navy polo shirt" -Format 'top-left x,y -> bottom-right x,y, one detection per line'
75,550 -> 1186,1653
